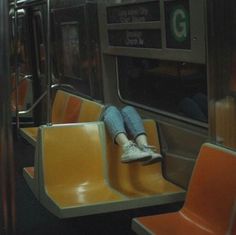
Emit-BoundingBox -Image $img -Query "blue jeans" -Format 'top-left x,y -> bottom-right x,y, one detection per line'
102,105 -> 146,142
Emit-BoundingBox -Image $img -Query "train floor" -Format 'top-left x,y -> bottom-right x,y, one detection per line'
13,132 -> 183,235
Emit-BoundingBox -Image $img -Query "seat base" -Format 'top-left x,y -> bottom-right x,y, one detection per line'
132,211 -> 215,235
20,127 -> 38,146
23,167 -> 39,199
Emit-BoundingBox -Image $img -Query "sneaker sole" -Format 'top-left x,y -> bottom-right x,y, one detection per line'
142,156 -> 163,165
121,155 -> 151,163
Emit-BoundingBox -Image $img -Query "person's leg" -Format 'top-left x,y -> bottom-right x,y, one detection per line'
121,106 -> 162,164
121,105 -> 146,141
102,105 -> 127,143
102,106 -> 150,163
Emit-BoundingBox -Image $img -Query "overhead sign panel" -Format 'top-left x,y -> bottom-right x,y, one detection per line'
107,1 -> 160,24
108,29 -> 162,48
165,1 -> 191,49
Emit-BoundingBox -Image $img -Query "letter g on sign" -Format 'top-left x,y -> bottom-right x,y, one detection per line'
170,5 -> 189,42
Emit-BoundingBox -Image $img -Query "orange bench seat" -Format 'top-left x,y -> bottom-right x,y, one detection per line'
20,89 -> 104,146
106,120 -> 182,197
132,143 -> 236,235
23,121 -> 185,218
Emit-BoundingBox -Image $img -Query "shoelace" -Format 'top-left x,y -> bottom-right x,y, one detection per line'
125,142 -> 139,152
142,145 -> 157,152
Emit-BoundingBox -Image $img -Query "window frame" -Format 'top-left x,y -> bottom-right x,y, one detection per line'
115,56 -> 208,128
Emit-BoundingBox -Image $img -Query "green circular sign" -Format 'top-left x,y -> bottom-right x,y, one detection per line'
170,5 -> 189,42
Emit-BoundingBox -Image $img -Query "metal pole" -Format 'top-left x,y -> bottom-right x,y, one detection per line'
0,0 -> 16,234
46,0 -> 51,125
14,2 -> 20,135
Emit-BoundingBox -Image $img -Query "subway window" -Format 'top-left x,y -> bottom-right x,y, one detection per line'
61,22 -> 80,80
33,12 -> 46,76
16,17 -> 31,74
52,6 -> 92,96
118,56 -> 207,123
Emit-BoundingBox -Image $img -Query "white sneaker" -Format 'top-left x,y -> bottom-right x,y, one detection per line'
121,141 -> 151,163
139,145 -> 163,165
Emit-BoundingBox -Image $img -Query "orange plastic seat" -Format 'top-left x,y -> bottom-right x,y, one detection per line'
20,89 -> 104,145
23,166 -> 39,198
50,89 -> 71,123
24,122 -> 185,218
77,98 -> 104,122
132,143 -> 236,235
37,123 -> 125,218
106,119 -> 183,198
20,127 -> 38,145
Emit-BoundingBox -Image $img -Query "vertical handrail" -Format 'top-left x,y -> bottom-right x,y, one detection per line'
0,0 -> 16,234
46,0 -> 51,125
13,4 -> 20,135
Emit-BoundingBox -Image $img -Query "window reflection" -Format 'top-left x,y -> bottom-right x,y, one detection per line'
15,17 -> 30,74
61,22 -> 80,79
33,13 -> 46,75
214,56 -> 236,148
118,56 -> 207,122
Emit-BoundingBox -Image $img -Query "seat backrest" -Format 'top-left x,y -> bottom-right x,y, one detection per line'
51,89 -> 69,123
38,122 -> 106,194
184,143 -> 236,234
51,90 -> 82,123
51,90 -> 103,124
77,98 -> 104,122
105,119 -> 182,197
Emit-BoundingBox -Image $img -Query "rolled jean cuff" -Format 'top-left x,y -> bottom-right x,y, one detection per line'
134,132 -> 147,141
113,131 -> 126,144
121,106 -> 146,138
102,105 -> 127,143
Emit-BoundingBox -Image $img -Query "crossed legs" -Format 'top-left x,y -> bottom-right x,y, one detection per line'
103,105 -> 162,164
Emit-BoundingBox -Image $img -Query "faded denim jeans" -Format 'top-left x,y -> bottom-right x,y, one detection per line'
102,105 -> 146,142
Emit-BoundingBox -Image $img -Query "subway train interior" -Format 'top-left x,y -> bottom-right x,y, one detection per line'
0,0 -> 236,234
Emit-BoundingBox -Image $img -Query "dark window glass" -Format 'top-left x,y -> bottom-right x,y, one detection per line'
52,6 -> 92,96
33,13 -> 46,75
15,17 -> 30,74
61,22 -> 80,79
118,56 -> 208,123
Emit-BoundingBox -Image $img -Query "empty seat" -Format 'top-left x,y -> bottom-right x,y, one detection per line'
132,143 -> 236,235
20,89 -> 104,146
38,122 -> 125,218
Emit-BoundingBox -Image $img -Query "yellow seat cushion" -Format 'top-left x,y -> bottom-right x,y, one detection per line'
106,120 -> 183,197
